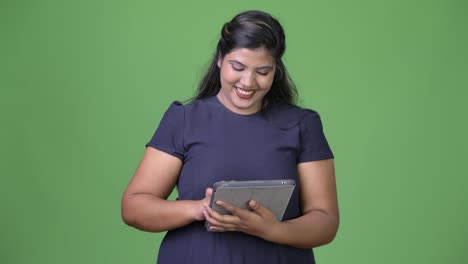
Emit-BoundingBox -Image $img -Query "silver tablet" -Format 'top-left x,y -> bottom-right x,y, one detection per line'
206,179 -> 296,231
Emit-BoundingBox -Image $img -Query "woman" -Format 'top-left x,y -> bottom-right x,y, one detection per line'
121,10 -> 339,264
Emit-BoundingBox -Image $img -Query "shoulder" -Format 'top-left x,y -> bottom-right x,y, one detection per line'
263,102 -> 321,130
161,101 -> 185,124
163,97 -> 208,113
162,97 -> 218,125
166,96 -> 216,111
165,101 -> 184,112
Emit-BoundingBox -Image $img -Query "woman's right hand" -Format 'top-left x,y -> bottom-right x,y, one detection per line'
192,188 -> 213,221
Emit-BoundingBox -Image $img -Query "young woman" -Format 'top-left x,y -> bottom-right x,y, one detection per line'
121,10 -> 339,264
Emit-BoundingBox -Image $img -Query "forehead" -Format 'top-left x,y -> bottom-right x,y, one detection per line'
223,48 -> 275,66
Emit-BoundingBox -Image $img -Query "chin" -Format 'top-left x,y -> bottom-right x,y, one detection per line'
235,102 -> 260,113
232,97 -> 254,107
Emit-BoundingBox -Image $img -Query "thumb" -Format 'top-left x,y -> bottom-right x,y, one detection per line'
248,200 -> 267,215
205,187 -> 213,197
203,188 -> 213,206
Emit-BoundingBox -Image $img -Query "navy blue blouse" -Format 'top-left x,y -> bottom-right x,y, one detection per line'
147,96 -> 334,264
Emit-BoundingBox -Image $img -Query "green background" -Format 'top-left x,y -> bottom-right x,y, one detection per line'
1,0 -> 467,263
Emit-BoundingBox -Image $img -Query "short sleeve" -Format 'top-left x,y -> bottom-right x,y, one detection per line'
146,101 -> 185,160
297,110 -> 334,163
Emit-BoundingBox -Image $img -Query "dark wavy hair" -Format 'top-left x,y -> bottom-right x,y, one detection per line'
191,10 -> 297,106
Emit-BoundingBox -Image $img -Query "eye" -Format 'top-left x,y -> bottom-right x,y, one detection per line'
257,71 -> 269,76
231,65 -> 244,72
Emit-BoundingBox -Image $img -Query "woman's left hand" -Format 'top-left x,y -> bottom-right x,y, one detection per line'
203,199 -> 280,239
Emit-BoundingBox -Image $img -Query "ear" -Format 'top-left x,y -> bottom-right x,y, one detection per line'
217,53 -> 223,68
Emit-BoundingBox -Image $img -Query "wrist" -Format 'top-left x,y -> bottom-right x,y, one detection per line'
262,220 -> 285,243
186,199 -> 204,222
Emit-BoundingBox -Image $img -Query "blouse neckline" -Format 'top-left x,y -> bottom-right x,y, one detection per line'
209,95 -> 268,118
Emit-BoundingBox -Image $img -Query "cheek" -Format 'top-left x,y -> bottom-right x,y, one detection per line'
220,68 -> 239,85
258,77 -> 274,91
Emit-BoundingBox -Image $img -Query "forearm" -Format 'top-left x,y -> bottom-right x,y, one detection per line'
121,193 -> 199,232
266,210 -> 339,249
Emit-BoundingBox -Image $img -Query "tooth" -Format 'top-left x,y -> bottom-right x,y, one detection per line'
238,89 -> 251,95
237,87 -> 253,95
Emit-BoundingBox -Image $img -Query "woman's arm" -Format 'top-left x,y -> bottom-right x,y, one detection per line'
121,147 -> 210,232
267,158 -> 339,248
203,158 -> 339,248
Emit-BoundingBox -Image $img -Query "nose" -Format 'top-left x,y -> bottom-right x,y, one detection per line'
239,71 -> 255,88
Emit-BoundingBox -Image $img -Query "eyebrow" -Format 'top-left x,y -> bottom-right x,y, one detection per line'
228,60 -> 274,70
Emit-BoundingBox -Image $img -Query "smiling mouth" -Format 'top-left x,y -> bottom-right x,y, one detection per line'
234,86 -> 255,99
236,87 -> 254,95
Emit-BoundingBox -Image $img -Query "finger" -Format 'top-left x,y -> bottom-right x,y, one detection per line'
248,200 -> 269,216
204,206 -> 245,231
215,200 -> 249,219
206,188 -> 213,197
203,208 -> 238,230
214,225 -> 241,232
204,204 -> 240,225
203,188 -> 213,206
208,225 -> 238,232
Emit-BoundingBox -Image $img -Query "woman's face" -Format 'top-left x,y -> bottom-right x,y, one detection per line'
217,47 -> 276,115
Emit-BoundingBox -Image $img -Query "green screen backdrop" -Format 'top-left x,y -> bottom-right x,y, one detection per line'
1,0 -> 467,263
